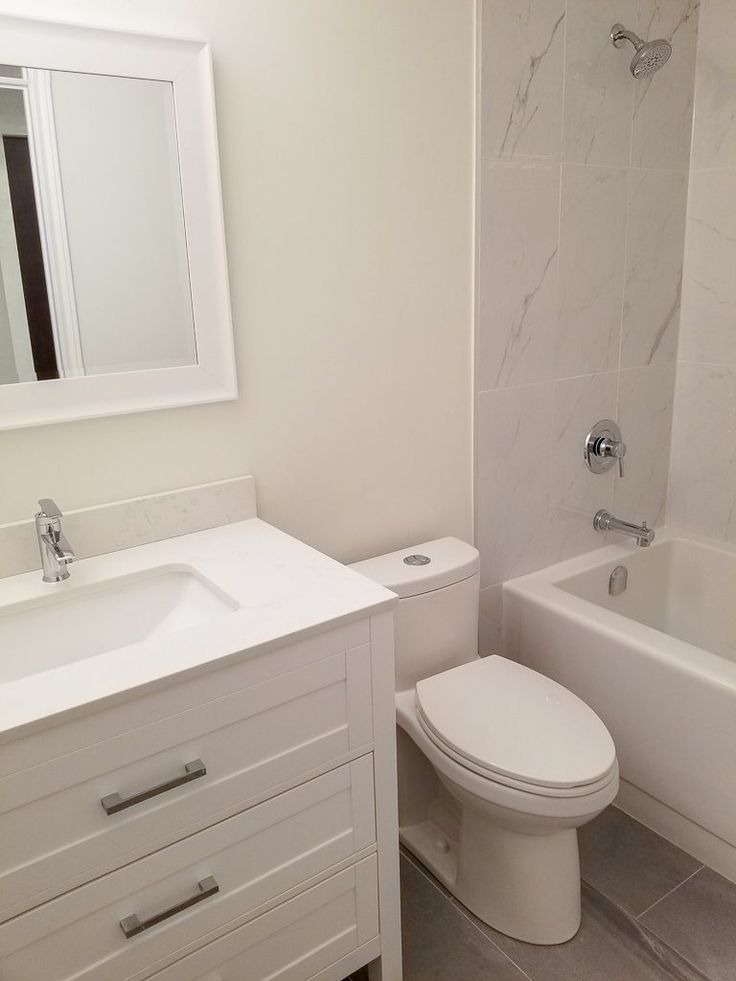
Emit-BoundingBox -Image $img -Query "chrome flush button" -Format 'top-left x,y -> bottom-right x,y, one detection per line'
403,554 -> 431,566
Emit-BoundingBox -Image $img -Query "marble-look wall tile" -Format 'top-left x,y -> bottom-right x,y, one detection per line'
557,165 -> 628,378
622,169 -> 687,368
474,0 -> 697,624
680,168 -> 736,367
615,363 -> 676,525
562,0 -> 636,167
476,383 -> 553,586
480,0 -> 565,161
477,162 -> 560,390
691,0 -> 736,169
0,476 -> 257,579
479,583 -> 504,656
549,371 -> 618,562
667,363 -> 736,542
631,0 -> 699,170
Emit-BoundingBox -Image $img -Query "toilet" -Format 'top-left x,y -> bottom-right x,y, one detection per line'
351,536 -> 619,945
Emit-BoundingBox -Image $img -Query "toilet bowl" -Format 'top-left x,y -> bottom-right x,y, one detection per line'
351,538 -> 619,945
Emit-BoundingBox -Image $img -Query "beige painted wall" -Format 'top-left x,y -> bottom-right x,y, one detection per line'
0,0 -> 475,563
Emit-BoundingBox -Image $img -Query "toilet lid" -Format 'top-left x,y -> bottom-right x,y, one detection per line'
415,656 -> 616,791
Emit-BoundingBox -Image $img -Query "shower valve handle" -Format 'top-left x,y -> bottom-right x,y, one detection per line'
598,436 -> 626,477
584,420 -> 626,477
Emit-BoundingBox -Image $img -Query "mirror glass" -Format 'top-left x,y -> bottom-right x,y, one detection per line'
0,66 -> 195,386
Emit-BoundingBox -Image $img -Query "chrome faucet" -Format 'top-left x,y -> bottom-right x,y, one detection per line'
35,498 -> 75,582
593,510 -> 654,548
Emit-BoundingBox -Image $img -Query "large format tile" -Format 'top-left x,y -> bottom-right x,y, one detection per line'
691,0 -> 736,169
480,0 -> 565,161
615,363 -> 676,527
549,372 -> 617,563
485,882 -> 710,981
477,162 -> 560,390
400,856 -> 528,981
562,0 -> 635,167
476,383 -> 553,586
680,169 -> 736,367
557,165 -> 628,379
667,362 -> 736,543
622,169 -> 687,369
641,867 -> 736,981
631,0 -> 699,171
579,807 -> 702,917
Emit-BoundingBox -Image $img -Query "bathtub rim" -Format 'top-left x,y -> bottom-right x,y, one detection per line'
502,527 -> 736,692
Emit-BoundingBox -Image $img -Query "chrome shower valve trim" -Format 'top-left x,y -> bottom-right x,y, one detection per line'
585,419 -> 627,477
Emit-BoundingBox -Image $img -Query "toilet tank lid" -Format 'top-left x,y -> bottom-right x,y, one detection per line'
349,537 -> 479,598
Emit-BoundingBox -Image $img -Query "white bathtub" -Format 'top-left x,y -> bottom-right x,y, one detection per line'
503,528 -> 736,880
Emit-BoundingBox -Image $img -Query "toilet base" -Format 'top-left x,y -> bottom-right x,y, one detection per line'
457,807 -> 581,944
400,810 -> 582,945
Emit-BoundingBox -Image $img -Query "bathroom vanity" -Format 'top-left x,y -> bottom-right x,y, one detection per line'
0,9 -> 405,975
0,516 -> 402,981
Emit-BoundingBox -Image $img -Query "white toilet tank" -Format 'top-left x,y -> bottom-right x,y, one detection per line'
350,537 -> 480,692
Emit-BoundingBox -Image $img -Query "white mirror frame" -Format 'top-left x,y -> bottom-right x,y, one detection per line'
0,15 -> 237,430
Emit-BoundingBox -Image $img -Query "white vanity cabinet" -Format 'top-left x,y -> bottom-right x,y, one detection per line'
0,612 -> 402,981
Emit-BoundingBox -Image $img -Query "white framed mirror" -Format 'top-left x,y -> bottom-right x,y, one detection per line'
0,15 -> 236,430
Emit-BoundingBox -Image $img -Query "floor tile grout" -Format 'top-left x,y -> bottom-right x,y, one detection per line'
638,918 -> 716,981
446,895 -> 535,981
401,837 -> 724,981
400,849 -> 535,980
635,865 -> 706,921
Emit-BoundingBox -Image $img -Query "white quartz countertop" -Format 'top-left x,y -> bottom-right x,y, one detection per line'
0,518 -> 397,740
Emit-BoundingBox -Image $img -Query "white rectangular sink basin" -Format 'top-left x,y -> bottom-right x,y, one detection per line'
0,567 -> 238,684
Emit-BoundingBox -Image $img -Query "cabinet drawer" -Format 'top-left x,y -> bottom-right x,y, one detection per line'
0,757 -> 376,981
148,856 -> 379,981
0,628 -> 372,920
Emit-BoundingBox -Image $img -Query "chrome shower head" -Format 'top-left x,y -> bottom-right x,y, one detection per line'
611,23 -> 672,78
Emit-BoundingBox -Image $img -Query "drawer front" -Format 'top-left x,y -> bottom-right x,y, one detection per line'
0,757 -> 376,981
148,856 -> 379,981
0,631 -> 372,920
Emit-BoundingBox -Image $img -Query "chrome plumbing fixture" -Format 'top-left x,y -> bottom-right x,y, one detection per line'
594,510 -> 655,548
608,565 -> 629,596
611,23 -> 672,78
35,498 -> 75,582
585,419 -> 627,477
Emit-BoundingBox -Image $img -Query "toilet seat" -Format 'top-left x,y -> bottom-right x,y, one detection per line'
415,656 -> 617,798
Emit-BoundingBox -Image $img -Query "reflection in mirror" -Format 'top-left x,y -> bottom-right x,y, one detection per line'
0,67 -> 196,387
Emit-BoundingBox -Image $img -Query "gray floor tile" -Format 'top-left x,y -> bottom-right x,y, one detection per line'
641,867 -> 736,981
579,807 -> 702,916
400,855 -> 529,981
466,882 -> 709,981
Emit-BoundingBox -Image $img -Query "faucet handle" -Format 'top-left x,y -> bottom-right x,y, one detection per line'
598,435 -> 626,477
37,498 -> 63,519
585,420 -> 626,477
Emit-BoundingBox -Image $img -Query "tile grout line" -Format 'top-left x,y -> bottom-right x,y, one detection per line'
400,850 -> 535,981
636,864 -> 705,920
446,894 -> 535,981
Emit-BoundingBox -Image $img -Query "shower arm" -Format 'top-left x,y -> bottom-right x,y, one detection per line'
611,24 -> 645,51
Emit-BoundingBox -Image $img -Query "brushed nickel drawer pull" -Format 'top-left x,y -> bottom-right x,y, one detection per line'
120,875 -> 219,938
101,759 -> 206,815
